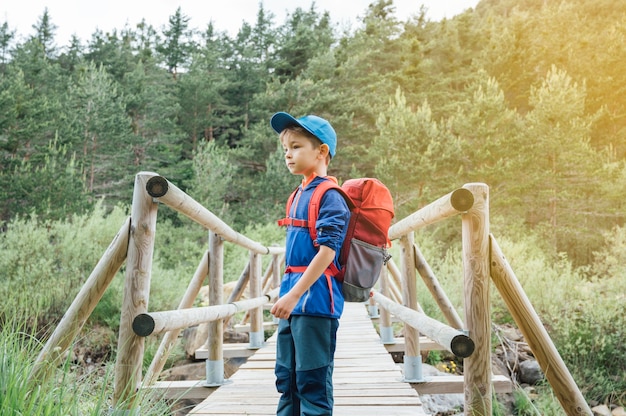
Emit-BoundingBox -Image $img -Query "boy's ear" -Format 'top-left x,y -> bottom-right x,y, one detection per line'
319,143 -> 330,158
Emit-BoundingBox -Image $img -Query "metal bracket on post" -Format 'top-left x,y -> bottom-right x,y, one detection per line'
403,355 -> 426,383
249,330 -> 264,349
379,325 -> 396,344
204,359 -> 231,387
368,303 -> 380,318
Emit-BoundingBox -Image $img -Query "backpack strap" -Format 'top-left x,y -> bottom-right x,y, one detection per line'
307,180 -> 343,245
276,186 -> 307,228
278,178 -> 354,278
277,179 -> 353,233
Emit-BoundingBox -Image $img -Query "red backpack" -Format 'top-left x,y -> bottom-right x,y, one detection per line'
278,178 -> 395,302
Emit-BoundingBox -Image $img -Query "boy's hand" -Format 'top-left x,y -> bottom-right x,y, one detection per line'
270,291 -> 300,319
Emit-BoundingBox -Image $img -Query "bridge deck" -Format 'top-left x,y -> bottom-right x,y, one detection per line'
189,302 -> 427,415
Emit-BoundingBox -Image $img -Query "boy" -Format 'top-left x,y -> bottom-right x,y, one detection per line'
270,112 -> 351,416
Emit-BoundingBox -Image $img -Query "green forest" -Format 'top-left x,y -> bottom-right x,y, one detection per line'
1,0 -> 625,414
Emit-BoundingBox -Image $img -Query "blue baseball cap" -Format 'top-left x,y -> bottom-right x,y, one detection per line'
270,112 -> 337,158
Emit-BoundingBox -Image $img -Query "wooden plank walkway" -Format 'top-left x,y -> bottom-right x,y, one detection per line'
189,302 -> 428,415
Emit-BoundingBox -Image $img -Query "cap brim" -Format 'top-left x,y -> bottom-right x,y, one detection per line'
270,112 -> 301,134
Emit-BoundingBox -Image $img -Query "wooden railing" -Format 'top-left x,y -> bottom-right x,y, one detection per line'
30,173 -> 591,416
372,182 -> 591,416
29,172 -> 284,413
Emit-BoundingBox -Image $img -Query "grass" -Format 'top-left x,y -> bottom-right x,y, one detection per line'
0,318 -> 183,415
0,320 -> 109,415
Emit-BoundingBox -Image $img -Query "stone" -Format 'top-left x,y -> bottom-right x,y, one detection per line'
420,393 -> 464,415
518,359 -> 543,385
501,325 -> 523,342
612,407 -> 626,416
592,404 -> 612,416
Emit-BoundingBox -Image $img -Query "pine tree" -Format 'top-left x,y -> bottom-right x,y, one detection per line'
31,8 -> 58,59
0,21 -> 16,73
63,62 -> 135,201
518,66 -> 605,262
158,7 -> 193,78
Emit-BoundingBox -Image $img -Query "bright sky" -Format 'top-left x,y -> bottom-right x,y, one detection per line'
2,0 -> 480,47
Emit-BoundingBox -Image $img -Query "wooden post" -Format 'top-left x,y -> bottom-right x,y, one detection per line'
263,253 -> 284,293
231,257 -> 278,327
399,232 -> 423,381
368,295 -> 380,318
144,250 -> 209,385
248,251 -> 264,349
413,244 -> 464,330
113,172 -> 159,410
461,183 -> 491,416
207,232 -> 225,385
378,267 -> 395,344
490,236 -> 592,416
385,259 -> 405,304
227,262 -> 250,303
30,218 -> 130,383
270,253 -> 282,325
271,254 -> 282,289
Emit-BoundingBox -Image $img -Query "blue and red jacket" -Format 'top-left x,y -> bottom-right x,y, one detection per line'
279,176 -> 351,319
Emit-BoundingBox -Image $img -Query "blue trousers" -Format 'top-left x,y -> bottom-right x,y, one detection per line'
275,315 -> 339,416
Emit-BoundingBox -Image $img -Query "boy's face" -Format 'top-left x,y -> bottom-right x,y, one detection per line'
281,131 -> 324,176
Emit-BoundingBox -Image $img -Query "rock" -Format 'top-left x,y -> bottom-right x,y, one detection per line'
501,325 -> 523,342
198,281 -> 248,306
592,404 -> 612,416
420,393 -> 464,415
519,359 -> 543,385
491,354 -> 509,376
161,361 -> 206,381
422,362 -> 446,377
414,363 -> 465,415
613,407 -> 626,416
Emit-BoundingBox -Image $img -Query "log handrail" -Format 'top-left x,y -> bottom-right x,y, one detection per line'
132,289 -> 280,337
388,188 -> 473,240
144,173 -> 284,255
371,291 -> 475,358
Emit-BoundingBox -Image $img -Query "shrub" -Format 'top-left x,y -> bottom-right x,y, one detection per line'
0,202 -> 129,325
413,220 -> 625,409
551,283 -> 626,406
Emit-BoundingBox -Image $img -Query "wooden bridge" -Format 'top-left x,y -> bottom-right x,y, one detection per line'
29,172 -> 593,416
188,302 -> 426,415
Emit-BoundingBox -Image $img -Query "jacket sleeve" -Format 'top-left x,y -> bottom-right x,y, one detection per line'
314,189 -> 350,252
